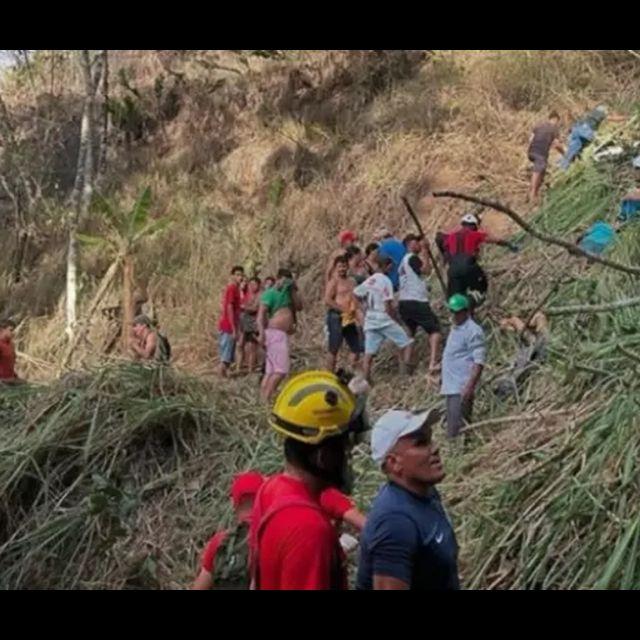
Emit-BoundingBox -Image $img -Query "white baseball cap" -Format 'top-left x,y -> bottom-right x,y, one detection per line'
371,408 -> 441,466
461,213 -> 479,226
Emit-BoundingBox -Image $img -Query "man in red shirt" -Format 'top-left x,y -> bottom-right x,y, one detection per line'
217,265 -> 245,377
438,213 -> 518,305
0,319 -> 19,383
192,471 -> 265,590
249,370 -> 370,590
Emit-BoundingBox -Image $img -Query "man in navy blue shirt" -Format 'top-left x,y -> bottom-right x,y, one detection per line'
356,408 -> 460,590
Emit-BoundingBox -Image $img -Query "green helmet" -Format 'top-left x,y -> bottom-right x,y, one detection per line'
448,294 -> 470,312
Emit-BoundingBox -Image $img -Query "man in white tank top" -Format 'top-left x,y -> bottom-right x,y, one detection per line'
398,234 -> 442,381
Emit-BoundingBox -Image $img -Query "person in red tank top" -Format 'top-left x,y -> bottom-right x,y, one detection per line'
438,213 -> 519,304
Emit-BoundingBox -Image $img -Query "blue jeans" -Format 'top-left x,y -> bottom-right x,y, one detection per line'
559,123 -> 595,170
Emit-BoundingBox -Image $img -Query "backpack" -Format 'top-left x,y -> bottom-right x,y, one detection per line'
155,331 -> 171,363
248,479 -> 345,590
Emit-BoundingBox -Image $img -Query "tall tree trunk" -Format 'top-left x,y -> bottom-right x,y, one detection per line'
60,255 -> 122,370
67,50 -> 102,341
98,50 -> 109,179
121,253 -> 135,352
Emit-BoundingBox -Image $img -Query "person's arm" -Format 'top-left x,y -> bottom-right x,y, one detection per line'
462,329 -> 486,402
192,531 -> 226,589
325,250 -> 341,282
129,335 -> 145,358
256,302 -> 268,346
608,113 -> 626,124
226,301 -> 238,337
134,331 -> 157,360
324,279 -> 342,312
320,487 -> 366,531
553,138 -> 566,154
484,234 -> 519,252
291,283 -> 303,312
462,363 -> 484,403
343,508 -> 366,532
385,299 -> 402,324
370,513 -> 418,591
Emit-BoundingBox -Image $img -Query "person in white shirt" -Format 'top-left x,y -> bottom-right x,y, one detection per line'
398,234 -> 443,381
353,254 -> 413,383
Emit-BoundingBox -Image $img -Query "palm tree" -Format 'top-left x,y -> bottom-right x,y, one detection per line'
61,187 -> 170,368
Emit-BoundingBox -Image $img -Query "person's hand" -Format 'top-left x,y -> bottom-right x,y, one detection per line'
461,386 -> 475,404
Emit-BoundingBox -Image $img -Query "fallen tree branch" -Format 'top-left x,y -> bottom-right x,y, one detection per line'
617,344 -> 640,365
546,296 -> 640,316
466,409 -> 576,431
432,190 -> 640,277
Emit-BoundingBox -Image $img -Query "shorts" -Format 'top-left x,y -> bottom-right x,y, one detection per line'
218,332 -> 236,364
445,394 -> 474,439
528,151 -> 548,174
399,300 -> 441,335
265,328 -> 290,375
327,310 -> 364,356
364,321 -> 413,356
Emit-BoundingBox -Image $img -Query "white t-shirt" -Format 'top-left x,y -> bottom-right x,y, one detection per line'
398,253 -> 429,302
353,273 -> 395,329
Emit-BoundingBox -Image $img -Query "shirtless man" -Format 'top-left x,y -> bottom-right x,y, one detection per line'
257,268 -> 304,401
324,255 -> 363,372
325,229 -> 358,283
130,315 -> 158,361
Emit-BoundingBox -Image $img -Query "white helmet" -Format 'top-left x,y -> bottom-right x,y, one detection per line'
461,213 -> 479,226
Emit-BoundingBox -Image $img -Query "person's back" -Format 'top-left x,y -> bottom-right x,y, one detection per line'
444,226 -> 488,260
357,483 -> 459,590
378,237 -> 406,290
250,474 -> 343,590
529,119 -> 560,160
355,272 -> 395,329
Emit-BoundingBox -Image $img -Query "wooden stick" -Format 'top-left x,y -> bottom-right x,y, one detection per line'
401,196 -> 448,297
546,296 -> 640,316
432,190 -> 640,277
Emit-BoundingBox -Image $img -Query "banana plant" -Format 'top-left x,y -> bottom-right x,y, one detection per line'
62,187 -> 170,365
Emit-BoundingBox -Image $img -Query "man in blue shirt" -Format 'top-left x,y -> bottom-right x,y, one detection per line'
375,227 -> 406,292
356,408 -> 460,590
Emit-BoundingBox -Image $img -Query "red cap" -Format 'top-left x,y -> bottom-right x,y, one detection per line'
230,471 -> 265,508
338,229 -> 357,245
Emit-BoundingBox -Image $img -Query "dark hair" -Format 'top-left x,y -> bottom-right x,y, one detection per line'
249,276 -> 261,285
231,265 -> 245,275
403,233 -> 422,246
344,245 -> 361,259
365,242 -> 379,257
333,254 -> 348,267
376,254 -> 393,270
0,318 -> 16,330
549,110 -> 560,120
264,276 -> 275,284
277,268 -> 293,279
